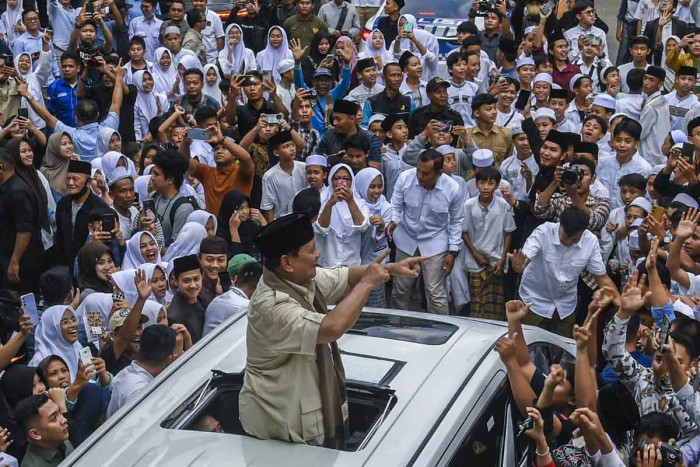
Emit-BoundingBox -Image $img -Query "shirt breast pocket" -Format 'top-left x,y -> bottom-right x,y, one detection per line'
405,193 -> 421,218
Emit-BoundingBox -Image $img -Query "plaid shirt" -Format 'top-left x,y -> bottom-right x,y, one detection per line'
292,121 -> 320,161
532,192 -> 611,288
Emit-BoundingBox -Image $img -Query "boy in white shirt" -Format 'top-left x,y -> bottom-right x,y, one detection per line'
381,114 -> 410,202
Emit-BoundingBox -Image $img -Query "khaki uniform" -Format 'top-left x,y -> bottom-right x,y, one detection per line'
239,266 -> 349,445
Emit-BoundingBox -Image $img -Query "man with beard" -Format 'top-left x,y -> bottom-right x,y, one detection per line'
55,160 -> 109,269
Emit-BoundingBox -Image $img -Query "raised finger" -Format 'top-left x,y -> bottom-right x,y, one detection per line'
372,249 -> 390,264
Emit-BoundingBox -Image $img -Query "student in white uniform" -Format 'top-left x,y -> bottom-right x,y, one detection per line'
260,130 -> 307,222
499,124 -> 539,201
203,261 -> 262,335
466,149 -> 512,199
665,66 -> 700,132
315,163 -> 370,267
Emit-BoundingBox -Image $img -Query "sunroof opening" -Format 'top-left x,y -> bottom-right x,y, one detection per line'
348,313 -> 458,345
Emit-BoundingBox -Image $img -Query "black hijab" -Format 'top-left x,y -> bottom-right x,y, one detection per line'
216,190 -> 260,257
77,242 -> 115,293
7,137 -> 49,230
0,364 -> 37,408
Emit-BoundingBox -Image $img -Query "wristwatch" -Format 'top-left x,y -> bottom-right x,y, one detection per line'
448,250 -> 459,258
25,94 -> 35,102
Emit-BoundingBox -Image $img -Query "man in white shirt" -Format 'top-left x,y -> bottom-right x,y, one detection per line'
509,206 -> 618,337
261,130 -> 308,221
597,117 -> 652,209
639,65 -> 670,166
564,1 -> 609,61
276,59 -> 297,114
191,0 -> 225,62
106,325 -> 177,418
204,261 -> 262,336
387,149 -> 466,315
665,66 -> 700,132
500,124 -> 539,201
127,0 -> 163,62
618,36 -> 651,93
347,58 -> 384,108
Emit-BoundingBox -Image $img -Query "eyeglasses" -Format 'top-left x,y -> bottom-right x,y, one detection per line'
25,16 -> 39,22
60,317 -> 78,326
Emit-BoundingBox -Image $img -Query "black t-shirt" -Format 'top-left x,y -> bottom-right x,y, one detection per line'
99,340 -> 133,376
236,99 -> 278,139
529,370 -> 576,447
377,16 -> 398,49
0,174 -> 43,273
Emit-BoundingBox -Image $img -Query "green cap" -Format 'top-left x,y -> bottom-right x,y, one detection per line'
227,254 -> 258,277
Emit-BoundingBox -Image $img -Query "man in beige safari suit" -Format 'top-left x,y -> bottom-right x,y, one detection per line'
239,213 -> 424,448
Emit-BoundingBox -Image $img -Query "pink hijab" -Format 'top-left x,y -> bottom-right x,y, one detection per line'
335,36 -> 358,72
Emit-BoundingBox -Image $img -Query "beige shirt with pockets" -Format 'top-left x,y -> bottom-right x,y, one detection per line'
239,266 -> 349,445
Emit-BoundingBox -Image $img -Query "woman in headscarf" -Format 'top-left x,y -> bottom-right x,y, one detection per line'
0,364 -> 44,461
29,306 -> 82,382
256,26 -> 294,83
76,242 -> 116,300
139,143 -> 160,175
122,231 -> 161,270
134,174 -> 152,202
152,47 -> 181,98
316,163 -> 369,267
101,150 -> 137,183
7,137 -> 55,251
218,24 -> 256,78
202,64 -> 222,102
40,131 -> 75,200
163,222 -> 208,262
140,263 -> 169,305
187,210 -> 218,237
110,269 -> 140,304
141,300 -> 167,328
0,114 -> 47,167
301,30 -> 336,87
358,29 -> 390,85
15,50 -> 52,131
335,35 -> 358,75
216,190 -> 262,259
177,54 -> 203,94
389,14 -> 440,81
37,354 -> 111,447
0,0 -> 23,47
95,128 -> 123,159
74,292 -> 113,345
353,168 -> 392,306
133,70 -> 170,142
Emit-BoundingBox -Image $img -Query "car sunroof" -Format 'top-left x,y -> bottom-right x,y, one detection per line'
348,313 -> 458,345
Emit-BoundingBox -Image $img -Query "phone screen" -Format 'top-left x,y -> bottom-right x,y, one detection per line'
515,90 -> 531,110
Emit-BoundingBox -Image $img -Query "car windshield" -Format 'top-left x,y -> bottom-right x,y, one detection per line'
403,0 -> 473,20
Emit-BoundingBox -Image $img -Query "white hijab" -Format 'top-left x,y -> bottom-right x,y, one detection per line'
320,164 -> 369,242
29,305 -> 82,382
101,150 -> 137,182
178,54 -> 203,94
202,63 -> 222,102
111,269 -> 139,304
395,15 -> 440,80
359,29 -> 390,65
141,300 -> 165,328
134,175 -> 152,201
133,70 -> 167,127
96,128 -> 121,159
152,47 -> 179,96
163,222 -> 208,262
139,262 -> 168,304
257,26 -> 294,83
353,167 -> 389,216
1,0 -> 24,47
186,209 -> 218,233
222,24 -> 248,75
75,293 -> 113,342
122,231 -> 162,270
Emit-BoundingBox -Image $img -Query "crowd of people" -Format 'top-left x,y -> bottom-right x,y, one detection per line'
0,0 -> 700,463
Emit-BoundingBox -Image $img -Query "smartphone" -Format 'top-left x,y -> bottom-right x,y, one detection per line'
219,271 -> 231,293
651,205 -> 665,223
659,315 -> 672,352
242,74 -> 257,86
187,127 -> 210,140
403,22 -> 414,33
515,90 -> 532,111
262,113 -> 282,125
112,290 -> 124,301
326,53 -> 335,60
336,179 -> 347,188
20,293 -> 39,325
79,346 -> 93,367
540,0 -> 555,16
309,89 -> 318,101
45,28 -> 53,36
17,108 -> 28,119
142,199 -> 156,221
682,142 -> 695,163
262,70 -> 272,82
101,212 -> 116,234
438,121 -> 453,132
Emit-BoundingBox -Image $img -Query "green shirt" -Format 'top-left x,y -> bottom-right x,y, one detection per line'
283,15 -> 328,56
21,441 -> 74,467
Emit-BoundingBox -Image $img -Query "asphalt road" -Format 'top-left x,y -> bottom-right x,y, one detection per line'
597,1 -> 621,63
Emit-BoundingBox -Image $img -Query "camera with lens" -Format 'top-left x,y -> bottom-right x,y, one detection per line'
636,440 -> 682,467
475,0 -> 498,16
561,166 -> 583,188
82,44 -> 102,68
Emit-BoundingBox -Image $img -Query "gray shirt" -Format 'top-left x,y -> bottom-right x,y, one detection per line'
154,192 -> 195,242
260,161 -> 307,219
318,1 -> 361,36
21,441 -> 73,467
203,286 -> 250,336
402,133 -> 476,179
106,361 -> 154,419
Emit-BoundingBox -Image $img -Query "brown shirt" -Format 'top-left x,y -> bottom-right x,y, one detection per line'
466,124 -> 513,167
193,160 -> 254,215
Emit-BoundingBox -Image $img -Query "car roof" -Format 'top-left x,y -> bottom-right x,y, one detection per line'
66,309 -> 572,466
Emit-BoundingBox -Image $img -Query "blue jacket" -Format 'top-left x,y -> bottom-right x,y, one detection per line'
294,64 -> 351,139
47,78 -> 78,127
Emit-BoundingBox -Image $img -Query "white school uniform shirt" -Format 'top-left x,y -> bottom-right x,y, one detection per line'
462,196 -> 516,271
520,222 -> 607,319
496,107 -> 524,133
391,170 -> 466,257
666,91 -> 700,132
618,62 -> 648,94
564,24 -> 609,63
597,153 -> 652,209
400,78 -> 429,109
382,144 -> 410,202
260,161 -> 307,219
346,82 -> 385,110
203,286 -> 249,336
359,201 -> 392,265
639,90 -> 670,166
563,100 -> 584,134
315,213 -> 369,267
189,140 -> 215,167
633,0 -> 659,34
448,79 -> 479,127
128,16 -> 163,63
202,9 -> 225,63
598,140 -> 616,160
500,154 -> 540,201
106,361 -> 155,418
589,179 -> 609,199
615,93 -> 644,121
600,205 -> 626,262
465,178 -> 512,200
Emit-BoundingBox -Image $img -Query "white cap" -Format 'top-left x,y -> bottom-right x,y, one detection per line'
516,57 -> 535,69
650,164 -> 666,176
569,73 -> 584,93
435,145 -> 456,156
164,26 -> 181,37
524,26 -> 537,36
368,114 -> 386,127
533,107 -> 556,122
472,149 -> 494,168
277,58 -> 294,75
305,155 -> 327,167
673,193 -> 699,210
627,196 -> 651,215
609,112 -> 629,124
671,130 -> 688,144
511,123 -> 524,136
592,93 -> 616,110
108,166 -> 132,187
534,73 -> 553,85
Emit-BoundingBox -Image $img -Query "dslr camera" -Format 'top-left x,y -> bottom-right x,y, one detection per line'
636,440 -> 682,467
475,0 -> 498,16
561,166 -> 583,188
82,44 -> 103,68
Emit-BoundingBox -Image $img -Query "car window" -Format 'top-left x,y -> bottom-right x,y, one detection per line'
447,384 -> 509,466
529,342 -> 576,377
403,0 -> 472,20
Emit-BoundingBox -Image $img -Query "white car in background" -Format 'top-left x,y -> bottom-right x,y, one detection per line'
65,308 -> 575,466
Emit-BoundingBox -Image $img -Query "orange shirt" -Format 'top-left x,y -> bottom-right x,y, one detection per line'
193,161 -> 254,215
